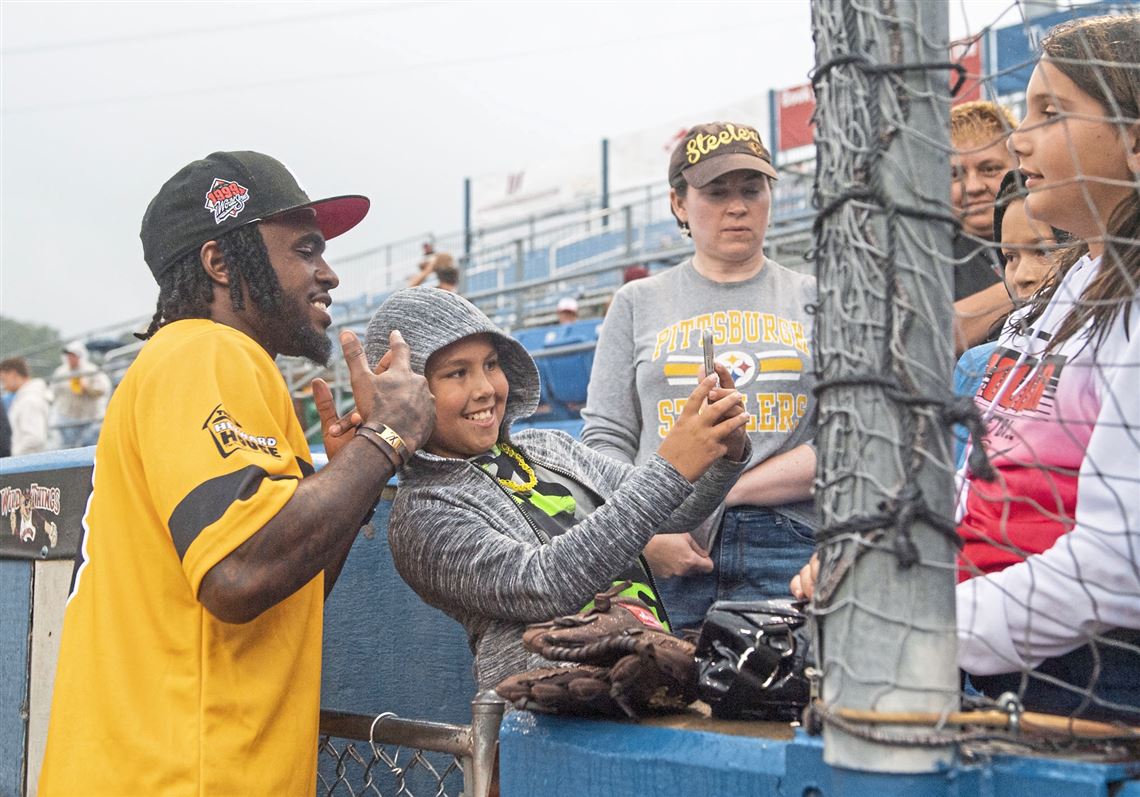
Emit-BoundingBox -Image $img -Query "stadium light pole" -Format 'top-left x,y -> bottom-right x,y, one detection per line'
463,177 -> 472,269
811,0 -> 960,776
601,138 -> 610,229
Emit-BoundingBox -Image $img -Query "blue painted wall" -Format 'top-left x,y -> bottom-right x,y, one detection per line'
320,499 -> 477,724
499,713 -> 1140,797
0,560 -> 32,797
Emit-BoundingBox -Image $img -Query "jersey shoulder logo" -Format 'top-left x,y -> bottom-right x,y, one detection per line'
203,404 -> 282,459
204,178 -> 250,224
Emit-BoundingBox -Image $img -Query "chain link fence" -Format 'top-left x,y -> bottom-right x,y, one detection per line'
317,692 -> 504,797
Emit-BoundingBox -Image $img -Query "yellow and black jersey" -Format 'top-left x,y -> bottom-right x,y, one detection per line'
40,319 -> 323,797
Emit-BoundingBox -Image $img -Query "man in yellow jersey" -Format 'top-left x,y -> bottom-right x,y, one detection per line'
39,151 -> 435,796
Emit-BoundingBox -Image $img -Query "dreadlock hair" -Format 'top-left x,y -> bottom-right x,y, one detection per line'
139,222 -> 284,340
1024,14 -> 1140,354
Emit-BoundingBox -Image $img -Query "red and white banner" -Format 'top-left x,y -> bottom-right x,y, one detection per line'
950,37 -> 984,106
773,83 -> 815,155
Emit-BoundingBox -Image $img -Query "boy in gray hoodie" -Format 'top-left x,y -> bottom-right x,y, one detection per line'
363,287 -> 750,689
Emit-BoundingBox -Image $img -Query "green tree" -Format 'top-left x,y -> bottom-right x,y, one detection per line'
0,315 -> 61,377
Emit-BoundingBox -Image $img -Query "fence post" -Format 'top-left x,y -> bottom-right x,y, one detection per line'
811,0 -> 959,775
465,690 -> 505,797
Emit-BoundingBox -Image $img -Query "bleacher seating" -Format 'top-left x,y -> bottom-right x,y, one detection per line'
553,231 -> 626,269
513,318 -> 601,427
523,247 -> 550,281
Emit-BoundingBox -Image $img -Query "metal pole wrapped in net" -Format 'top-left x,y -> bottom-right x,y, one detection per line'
809,0 -> 1140,769
810,0 -> 961,773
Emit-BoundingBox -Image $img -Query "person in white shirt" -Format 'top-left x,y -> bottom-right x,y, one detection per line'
0,356 -> 52,456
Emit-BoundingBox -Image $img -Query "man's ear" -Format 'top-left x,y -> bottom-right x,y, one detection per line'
199,240 -> 229,287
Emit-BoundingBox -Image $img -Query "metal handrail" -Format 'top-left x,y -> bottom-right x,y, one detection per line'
318,690 -> 505,797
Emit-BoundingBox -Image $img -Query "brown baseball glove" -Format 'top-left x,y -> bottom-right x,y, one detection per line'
495,583 -> 698,719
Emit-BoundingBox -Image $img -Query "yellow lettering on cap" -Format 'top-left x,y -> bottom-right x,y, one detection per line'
686,139 -> 702,165
684,124 -> 765,166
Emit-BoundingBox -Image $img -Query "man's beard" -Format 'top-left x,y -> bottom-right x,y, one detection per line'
263,294 -> 333,366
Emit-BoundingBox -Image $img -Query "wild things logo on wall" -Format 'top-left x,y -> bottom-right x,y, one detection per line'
0,467 -> 92,560
1,484 -> 61,550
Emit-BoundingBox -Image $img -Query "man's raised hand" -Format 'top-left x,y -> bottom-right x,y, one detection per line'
339,330 -> 434,454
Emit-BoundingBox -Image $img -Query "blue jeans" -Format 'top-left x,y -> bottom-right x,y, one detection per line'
659,506 -> 816,632
969,628 -> 1140,722
58,420 -> 101,449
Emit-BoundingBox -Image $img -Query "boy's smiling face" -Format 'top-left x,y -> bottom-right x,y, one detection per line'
423,334 -> 509,459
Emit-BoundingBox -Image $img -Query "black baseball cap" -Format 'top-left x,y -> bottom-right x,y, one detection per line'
668,122 -> 779,188
140,151 -> 370,281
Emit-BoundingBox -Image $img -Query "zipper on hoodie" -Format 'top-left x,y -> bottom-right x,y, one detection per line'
468,460 -> 551,545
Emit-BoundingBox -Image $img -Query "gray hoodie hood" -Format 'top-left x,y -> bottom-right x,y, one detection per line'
364,287 -> 540,439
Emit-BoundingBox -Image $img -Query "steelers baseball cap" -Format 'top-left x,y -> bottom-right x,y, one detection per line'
668,122 -> 779,188
140,150 -> 370,281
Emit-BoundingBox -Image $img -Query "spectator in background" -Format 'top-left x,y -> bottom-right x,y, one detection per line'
622,264 -> 650,283
952,170 -> 1068,466
409,251 -> 460,292
52,340 -> 112,448
0,399 -> 11,457
0,357 -> 52,456
582,121 -> 818,631
432,253 -> 460,293
950,101 -> 1020,353
556,296 -> 579,324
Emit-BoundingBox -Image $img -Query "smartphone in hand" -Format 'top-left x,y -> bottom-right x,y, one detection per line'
701,329 -> 716,379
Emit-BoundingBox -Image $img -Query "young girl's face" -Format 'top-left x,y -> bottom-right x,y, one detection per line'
423,334 -> 509,459
1000,198 -> 1058,300
1010,60 -> 1135,252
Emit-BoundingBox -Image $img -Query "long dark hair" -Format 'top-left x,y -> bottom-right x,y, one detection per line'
139,223 -> 283,339
1028,15 -> 1140,352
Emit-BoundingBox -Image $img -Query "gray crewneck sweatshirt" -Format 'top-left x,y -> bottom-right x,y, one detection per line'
581,258 -> 817,527
365,287 -> 749,689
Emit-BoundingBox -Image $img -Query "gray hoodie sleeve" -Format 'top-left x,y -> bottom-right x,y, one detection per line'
389,454 -> 697,623
580,287 -> 641,464
560,427 -> 751,534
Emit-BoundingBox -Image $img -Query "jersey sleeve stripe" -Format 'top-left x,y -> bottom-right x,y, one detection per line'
168,465 -> 298,559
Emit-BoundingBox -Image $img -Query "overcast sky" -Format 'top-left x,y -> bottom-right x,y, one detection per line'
2,0 -> 1025,338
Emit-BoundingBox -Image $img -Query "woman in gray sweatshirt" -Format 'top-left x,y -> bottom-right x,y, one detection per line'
363,287 -> 750,690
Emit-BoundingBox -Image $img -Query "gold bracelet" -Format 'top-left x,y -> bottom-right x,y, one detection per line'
358,423 -> 408,466
354,426 -> 399,467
